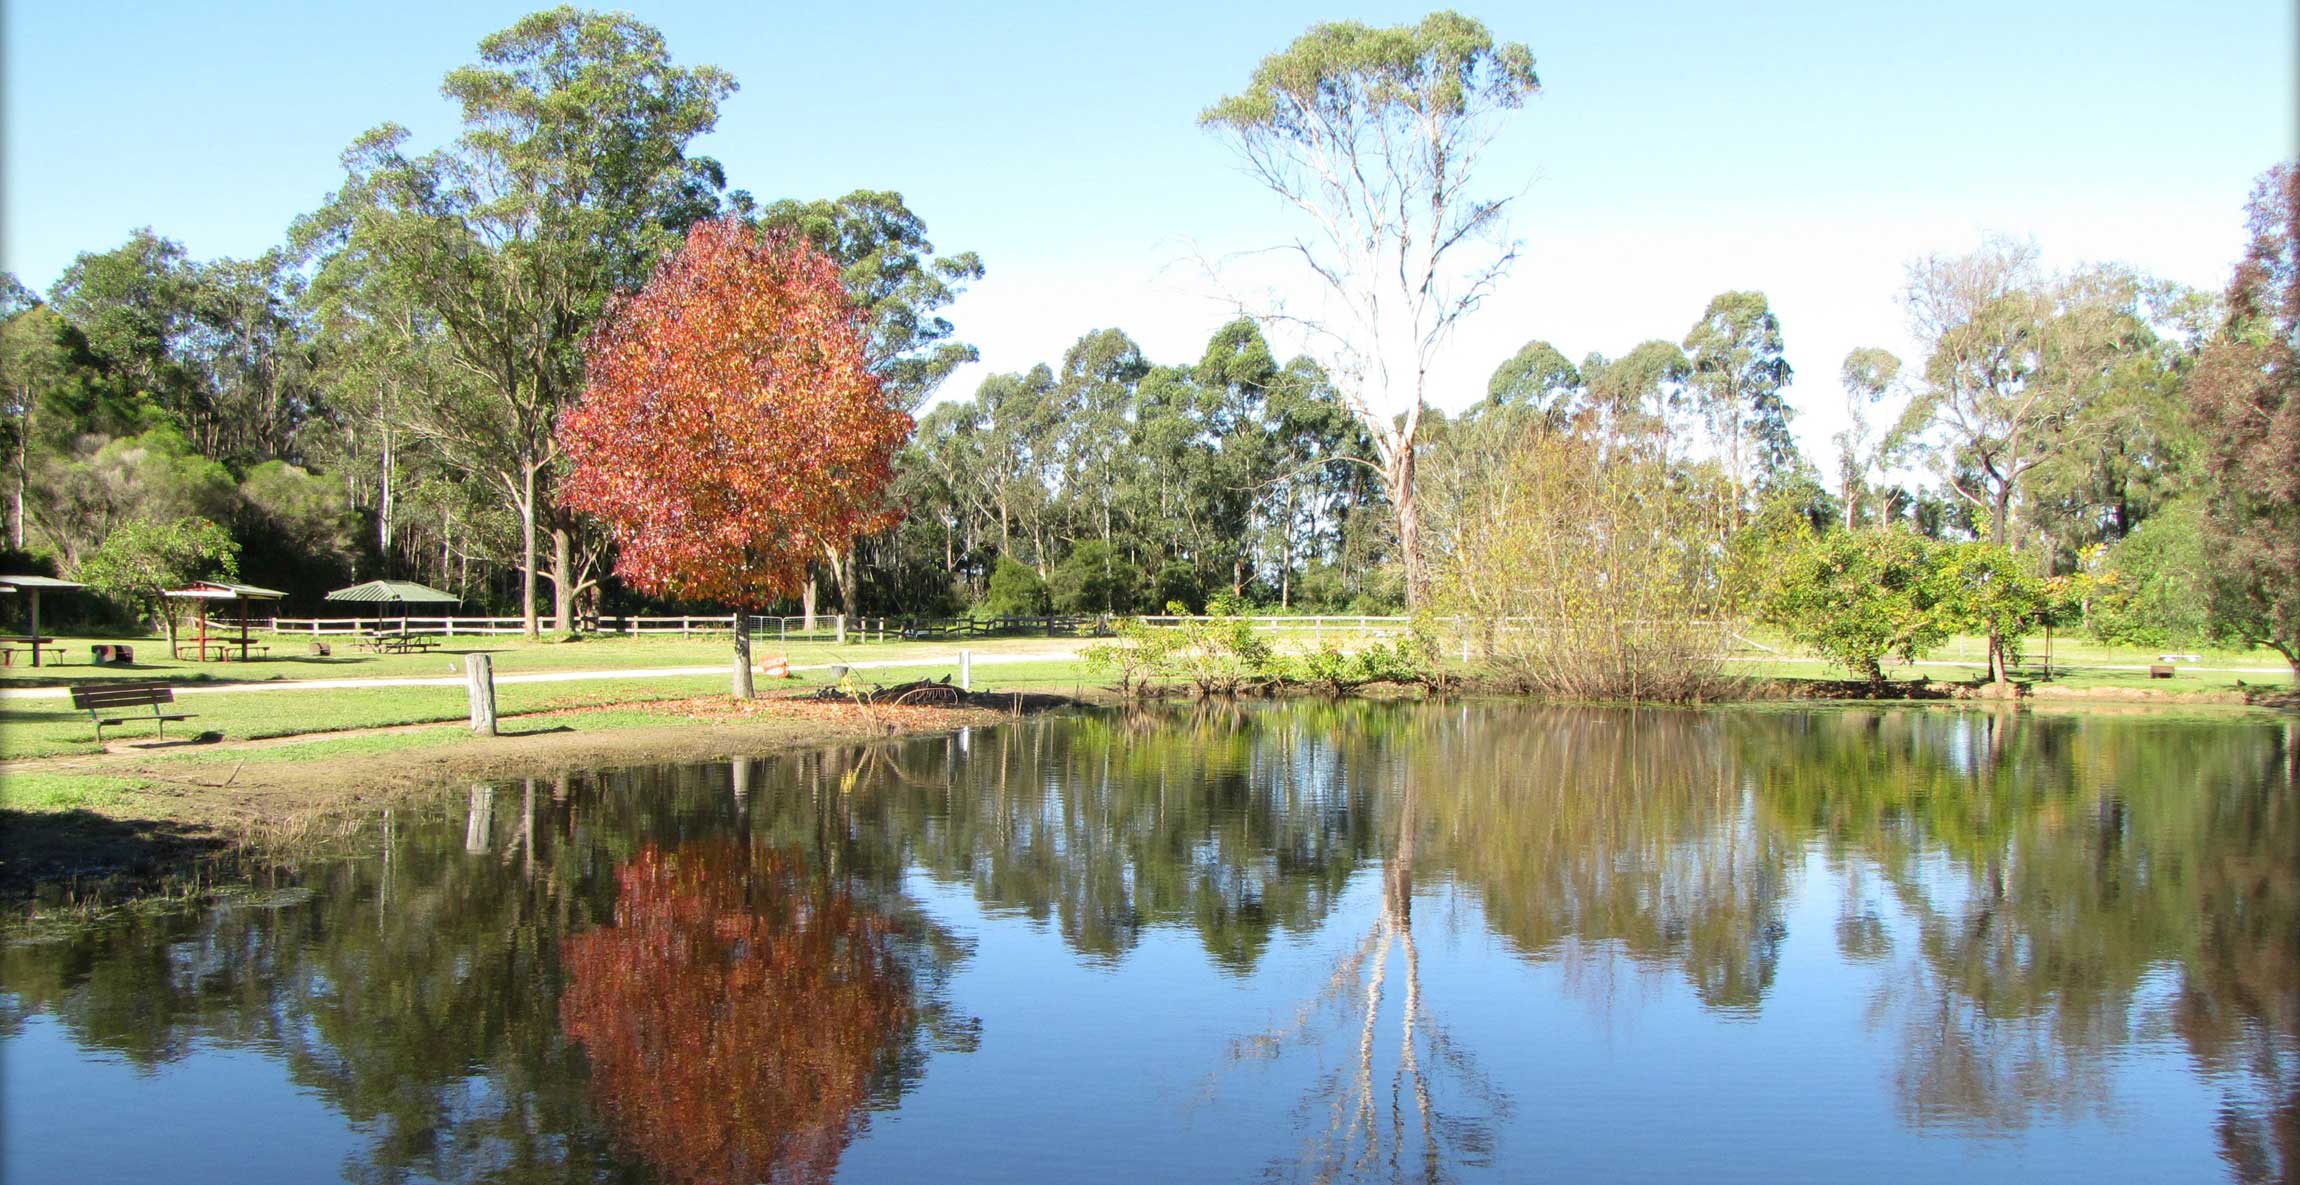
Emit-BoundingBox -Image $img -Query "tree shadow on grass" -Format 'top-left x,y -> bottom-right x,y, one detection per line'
0,808 -> 236,902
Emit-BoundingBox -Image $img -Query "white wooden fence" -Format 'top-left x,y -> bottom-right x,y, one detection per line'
264,614 -> 902,642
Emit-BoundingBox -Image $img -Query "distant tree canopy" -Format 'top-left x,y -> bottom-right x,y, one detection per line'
0,6 -> 2284,683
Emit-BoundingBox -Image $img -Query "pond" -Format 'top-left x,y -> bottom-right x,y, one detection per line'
4,702 -> 2295,1184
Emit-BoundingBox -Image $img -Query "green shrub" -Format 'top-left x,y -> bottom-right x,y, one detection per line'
981,556 -> 1051,617
2085,498 -> 2212,647
1148,561 -> 1204,615
1081,616 -> 1182,697
1758,525 -> 1949,687
1166,595 -> 1281,696
1049,540 -> 1140,615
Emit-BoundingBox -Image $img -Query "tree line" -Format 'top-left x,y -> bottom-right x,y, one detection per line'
0,8 -> 2291,680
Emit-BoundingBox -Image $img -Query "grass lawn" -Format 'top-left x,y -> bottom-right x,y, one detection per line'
0,654 -> 1101,762
1728,631 -> 2293,693
0,628 -> 1098,688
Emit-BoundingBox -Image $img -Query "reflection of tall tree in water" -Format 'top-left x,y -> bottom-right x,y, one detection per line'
1231,711 -> 1512,1184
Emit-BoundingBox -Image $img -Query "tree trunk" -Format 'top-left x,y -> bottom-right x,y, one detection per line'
839,538 -> 860,628
378,428 -> 395,554
11,399 -> 26,550
551,524 -> 574,634
732,610 -> 755,700
1388,440 -> 1427,610
801,577 -> 817,632
519,462 -> 540,640
1988,631 -> 2009,684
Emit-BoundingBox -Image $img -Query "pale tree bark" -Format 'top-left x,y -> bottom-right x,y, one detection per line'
1202,29 -> 1535,608
519,460 -> 540,639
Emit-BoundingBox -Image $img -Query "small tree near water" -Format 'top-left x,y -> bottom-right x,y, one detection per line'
1758,526 -> 1949,689
558,217 -> 908,697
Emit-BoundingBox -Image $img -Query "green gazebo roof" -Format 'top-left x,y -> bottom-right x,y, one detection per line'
325,579 -> 462,604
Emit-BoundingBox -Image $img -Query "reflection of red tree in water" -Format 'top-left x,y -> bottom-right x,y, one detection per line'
561,842 -> 912,1185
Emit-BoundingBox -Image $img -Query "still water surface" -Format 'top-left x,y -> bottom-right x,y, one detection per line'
4,702 -> 2295,1184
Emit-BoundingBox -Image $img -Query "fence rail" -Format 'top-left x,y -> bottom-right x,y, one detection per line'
267,614 -> 905,642
258,612 -> 1438,642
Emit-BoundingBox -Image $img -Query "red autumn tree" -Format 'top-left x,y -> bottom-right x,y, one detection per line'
558,215 -> 910,626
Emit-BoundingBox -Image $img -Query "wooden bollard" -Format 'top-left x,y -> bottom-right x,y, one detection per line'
465,653 -> 498,735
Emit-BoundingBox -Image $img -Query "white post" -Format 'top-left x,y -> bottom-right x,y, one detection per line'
836,615 -> 847,645
465,653 -> 498,736
447,617 -> 456,638
961,649 -> 972,691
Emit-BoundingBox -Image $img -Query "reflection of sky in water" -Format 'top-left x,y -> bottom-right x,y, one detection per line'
2,703 -> 2291,1184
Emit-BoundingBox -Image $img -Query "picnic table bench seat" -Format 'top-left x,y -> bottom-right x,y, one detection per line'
69,682 -> 197,743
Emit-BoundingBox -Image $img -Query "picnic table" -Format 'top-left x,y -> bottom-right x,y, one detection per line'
172,638 -> 273,662
362,634 -> 440,655
0,635 -> 58,667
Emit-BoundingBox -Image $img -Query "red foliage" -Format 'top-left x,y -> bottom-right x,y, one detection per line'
560,842 -> 912,1185
558,216 -> 911,605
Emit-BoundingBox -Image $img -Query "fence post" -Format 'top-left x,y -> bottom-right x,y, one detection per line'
447,618 -> 456,638
961,649 -> 972,691
836,615 -> 847,645
779,617 -> 787,647
465,653 -> 498,736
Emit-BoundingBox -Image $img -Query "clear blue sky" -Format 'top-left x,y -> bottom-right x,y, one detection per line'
6,1 -> 2294,457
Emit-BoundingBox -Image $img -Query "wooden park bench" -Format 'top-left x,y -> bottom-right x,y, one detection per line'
70,682 -> 197,744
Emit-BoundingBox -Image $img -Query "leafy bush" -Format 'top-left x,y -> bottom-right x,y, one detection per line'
1148,561 -> 1203,615
1049,540 -> 1140,614
1164,595 -> 1282,696
1757,525 -> 1950,687
1291,630 -> 1437,695
2084,498 -> 2212,647
1081,616 -> 1181,697
980,555 -> 1051,617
